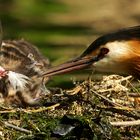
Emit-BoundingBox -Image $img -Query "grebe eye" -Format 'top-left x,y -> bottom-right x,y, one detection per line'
100,48 -> 109,55
97,48 -> 109,59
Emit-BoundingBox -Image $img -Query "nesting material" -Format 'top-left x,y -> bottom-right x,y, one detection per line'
0,74 -> 140,139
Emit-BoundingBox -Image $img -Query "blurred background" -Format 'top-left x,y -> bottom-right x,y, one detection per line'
0,0 -> 140,88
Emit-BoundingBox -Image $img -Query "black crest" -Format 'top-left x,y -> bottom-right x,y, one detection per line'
81,25 -> 140,57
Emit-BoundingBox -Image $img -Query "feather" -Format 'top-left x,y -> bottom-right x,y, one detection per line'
0,66 -> 5,72
7,71 -> 30,91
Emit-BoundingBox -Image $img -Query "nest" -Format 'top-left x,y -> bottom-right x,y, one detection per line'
0,74 -> 140,139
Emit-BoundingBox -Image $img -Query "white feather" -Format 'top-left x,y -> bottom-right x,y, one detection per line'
7,71 -> 30,91
0,66 -> 5,72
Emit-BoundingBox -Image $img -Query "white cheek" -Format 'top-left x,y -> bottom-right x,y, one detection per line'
106,41 -> 131,59
93,41 -> 131,73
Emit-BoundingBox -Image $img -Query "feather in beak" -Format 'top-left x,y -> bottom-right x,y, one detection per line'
7,71 -> 30,91
0,66 -> 29,91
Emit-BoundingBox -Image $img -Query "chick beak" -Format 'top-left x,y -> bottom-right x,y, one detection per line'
41,55 -> 99,77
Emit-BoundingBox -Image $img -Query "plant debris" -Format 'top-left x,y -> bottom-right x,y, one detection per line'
0,74 -> 140,139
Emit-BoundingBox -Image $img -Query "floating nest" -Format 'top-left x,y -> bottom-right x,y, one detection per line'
0,75 -> 140,139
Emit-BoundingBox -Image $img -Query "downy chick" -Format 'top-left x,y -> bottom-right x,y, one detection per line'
0,39 -> 50,107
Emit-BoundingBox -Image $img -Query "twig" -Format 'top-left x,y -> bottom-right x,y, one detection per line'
66,86 -> 82,95
91,90 -> 124,107
23,103 -> 60,113
115,75 -> 132,83
128,93 -> 140,97
110,120 -> 140,126
99,105 -> 140,112
0,103 -> 60,114
97,106 -> 140,119
0,110 -> 16,114
4,122 -> 31,134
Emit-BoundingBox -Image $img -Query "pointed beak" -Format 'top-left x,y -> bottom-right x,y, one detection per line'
41,55 -> 99,77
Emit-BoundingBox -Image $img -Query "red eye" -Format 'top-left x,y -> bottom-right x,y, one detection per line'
100,48 -> 109,55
